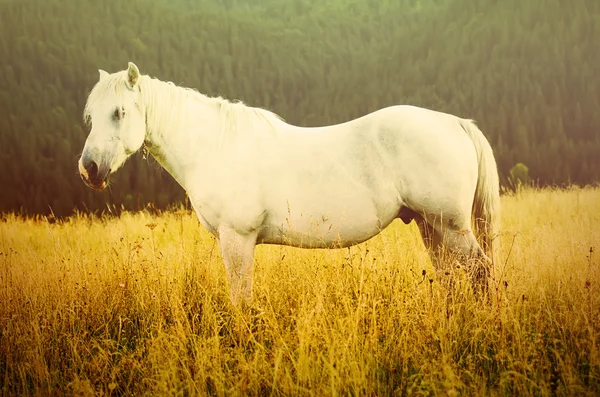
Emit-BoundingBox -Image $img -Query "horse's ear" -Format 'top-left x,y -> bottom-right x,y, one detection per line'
126,62 -> 140,89
98,69 -> 109,81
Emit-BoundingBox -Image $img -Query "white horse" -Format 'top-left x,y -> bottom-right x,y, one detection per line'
79,62 -> 500,304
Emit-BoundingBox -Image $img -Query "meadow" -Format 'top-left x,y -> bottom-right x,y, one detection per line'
1,187 -> 599,396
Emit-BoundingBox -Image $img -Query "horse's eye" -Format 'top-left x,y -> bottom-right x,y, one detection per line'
112,107 -> 125,122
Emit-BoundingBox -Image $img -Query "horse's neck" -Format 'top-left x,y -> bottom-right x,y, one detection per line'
141,78 -> 221,188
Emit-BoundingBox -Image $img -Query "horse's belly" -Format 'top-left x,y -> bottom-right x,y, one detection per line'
255,138 -> 403,248
257,196 -> 399,248
258,222 -> 383,248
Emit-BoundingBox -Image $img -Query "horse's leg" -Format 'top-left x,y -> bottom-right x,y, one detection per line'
436,216 -> 491,293
410,209 -> 490,292
400,208 -> 445,269
412,212 -> 444,270
218,224 -> 258,305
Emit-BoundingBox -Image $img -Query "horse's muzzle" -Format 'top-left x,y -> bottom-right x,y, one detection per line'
78,158 -> 110,190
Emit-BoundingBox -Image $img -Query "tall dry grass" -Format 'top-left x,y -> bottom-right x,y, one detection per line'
0,187 -> 598,396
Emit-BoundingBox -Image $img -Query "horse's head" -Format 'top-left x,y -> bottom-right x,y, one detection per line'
79,62 -> 146,190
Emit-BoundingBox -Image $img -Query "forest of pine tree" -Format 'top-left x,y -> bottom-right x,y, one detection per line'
0,0 -> 598,216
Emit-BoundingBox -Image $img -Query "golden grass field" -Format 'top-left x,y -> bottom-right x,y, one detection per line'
1,187 -> 599,396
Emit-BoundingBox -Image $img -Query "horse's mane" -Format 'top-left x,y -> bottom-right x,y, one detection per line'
83,71 -> 283,141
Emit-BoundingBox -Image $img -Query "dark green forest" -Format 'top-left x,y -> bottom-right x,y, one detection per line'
0,0 -> 598,216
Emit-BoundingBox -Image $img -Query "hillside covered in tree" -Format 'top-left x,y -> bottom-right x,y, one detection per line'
0,0 -> 598,216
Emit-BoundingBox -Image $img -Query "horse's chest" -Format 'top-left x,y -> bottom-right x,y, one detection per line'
187,184 -> 266,238
195,211 -> 218,236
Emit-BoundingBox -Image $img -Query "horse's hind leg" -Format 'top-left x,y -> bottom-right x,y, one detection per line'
412,210 -> 490,292
410,212 -> 444,270
446,229 -> 490,283
399,207 -> 445,270
438,217 -> 491,293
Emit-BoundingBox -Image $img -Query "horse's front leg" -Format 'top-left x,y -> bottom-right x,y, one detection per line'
218,223 -> 258,305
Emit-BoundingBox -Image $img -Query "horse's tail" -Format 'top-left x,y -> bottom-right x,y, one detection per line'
459,118 -> 501,263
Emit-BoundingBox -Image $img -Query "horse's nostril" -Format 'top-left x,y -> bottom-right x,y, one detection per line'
85,160 -> 98,177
